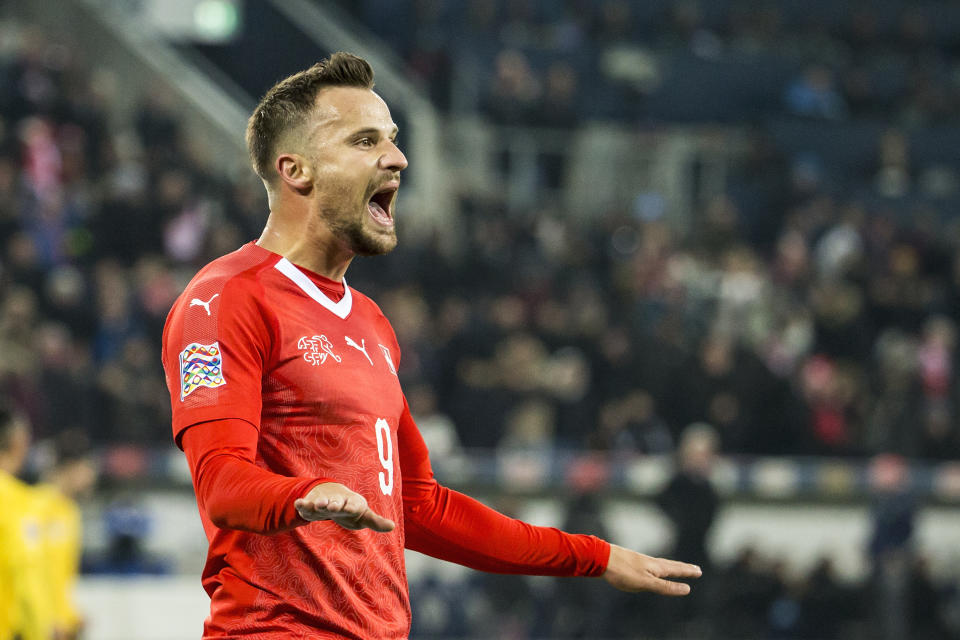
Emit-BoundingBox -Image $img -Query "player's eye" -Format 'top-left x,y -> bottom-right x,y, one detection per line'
357,137 -> 375,148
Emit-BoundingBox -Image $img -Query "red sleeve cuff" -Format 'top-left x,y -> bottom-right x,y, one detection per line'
585,537 -> 612,577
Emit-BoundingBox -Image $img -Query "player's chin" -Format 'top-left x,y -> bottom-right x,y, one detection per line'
353,225 -> 398,256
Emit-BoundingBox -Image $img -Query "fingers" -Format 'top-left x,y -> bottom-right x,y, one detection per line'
658,559 -> 703,579
646,577 -> 692,597
357,508 -> 396,532
294,496 -> 332,517
295,486 -> 395,533
334,499 -> 395,532
642,558 -> 701,596
603,545 -> 702,596
295,485 -> 363,519
340,493 -> 364,515
295,493 -> 356,521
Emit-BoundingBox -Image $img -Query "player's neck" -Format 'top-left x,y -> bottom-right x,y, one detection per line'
258,212 -> 354,282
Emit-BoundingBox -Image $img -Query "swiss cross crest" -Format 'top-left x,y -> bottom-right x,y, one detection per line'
379,344 -> 397,375
298,335 -> 341,366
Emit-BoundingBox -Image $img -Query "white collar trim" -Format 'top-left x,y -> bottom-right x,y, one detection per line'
274,258 -> 352,319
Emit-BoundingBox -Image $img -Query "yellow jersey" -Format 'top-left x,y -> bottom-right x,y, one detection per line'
0,472 -> 54,640
34,484 -> 83,637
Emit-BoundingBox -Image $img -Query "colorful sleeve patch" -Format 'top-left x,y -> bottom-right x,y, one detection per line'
179,342 -> 226,400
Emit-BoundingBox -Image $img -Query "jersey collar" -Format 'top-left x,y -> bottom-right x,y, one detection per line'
274,257 -> 353,319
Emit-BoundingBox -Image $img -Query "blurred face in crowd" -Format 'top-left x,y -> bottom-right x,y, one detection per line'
292,86 -> 407,256
679,424 -> 718,476
60,458 -> 98,499
0,417 -> 30,475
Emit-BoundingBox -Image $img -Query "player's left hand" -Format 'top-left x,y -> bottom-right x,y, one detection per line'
601,544 -> 702,595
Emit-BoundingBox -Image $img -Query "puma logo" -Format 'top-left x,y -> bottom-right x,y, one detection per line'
379,344 -> 397,375
344,336 -> 373,366
189,293 -> 220,316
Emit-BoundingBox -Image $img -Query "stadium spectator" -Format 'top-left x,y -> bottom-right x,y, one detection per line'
657,423 -> 720,572
868,453 -> 918,640
784,65 -> 849,120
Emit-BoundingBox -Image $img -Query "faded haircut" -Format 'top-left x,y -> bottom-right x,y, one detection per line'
245,52 -> 375,182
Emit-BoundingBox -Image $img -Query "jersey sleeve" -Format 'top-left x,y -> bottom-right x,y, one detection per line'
397,398 -> 611,577
181,419 -> 333,534
162,275 -> 272,446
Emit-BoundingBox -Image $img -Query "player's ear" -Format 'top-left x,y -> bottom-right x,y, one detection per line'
276,153 -> 312,193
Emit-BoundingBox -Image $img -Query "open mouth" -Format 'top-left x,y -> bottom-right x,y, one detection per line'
367,184 -> 397,227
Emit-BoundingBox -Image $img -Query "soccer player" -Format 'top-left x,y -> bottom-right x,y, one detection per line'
161,52 -> 701,639
35,431 -> 97,640
0,407 -> 54,640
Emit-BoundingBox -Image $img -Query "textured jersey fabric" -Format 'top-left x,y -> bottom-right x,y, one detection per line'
163,242 -> 409,639
162,242 -> 610,639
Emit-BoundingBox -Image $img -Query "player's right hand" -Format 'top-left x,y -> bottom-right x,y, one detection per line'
295,482 -> 396,532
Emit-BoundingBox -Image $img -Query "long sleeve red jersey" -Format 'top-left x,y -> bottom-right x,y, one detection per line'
162,242 -> 609,639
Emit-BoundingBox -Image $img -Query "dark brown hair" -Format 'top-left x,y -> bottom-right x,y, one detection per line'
245,52 -> 375,181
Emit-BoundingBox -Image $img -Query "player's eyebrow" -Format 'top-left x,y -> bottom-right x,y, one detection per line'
349,126 -> 399,140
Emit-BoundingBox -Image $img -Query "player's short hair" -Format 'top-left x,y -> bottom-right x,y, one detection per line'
246,52 -> 375,182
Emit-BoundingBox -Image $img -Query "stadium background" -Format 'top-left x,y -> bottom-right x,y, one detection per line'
2,0 -> 960,637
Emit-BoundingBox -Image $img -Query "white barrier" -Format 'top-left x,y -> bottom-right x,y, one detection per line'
76,576 -> 208,640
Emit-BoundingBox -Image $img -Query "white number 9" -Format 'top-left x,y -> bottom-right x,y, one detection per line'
375,418 -> 393,495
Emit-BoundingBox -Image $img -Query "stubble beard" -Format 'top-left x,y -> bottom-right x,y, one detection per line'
323,206 -> 398,257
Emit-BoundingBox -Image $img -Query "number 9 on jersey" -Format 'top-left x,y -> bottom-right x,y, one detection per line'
375,418 -> 393,495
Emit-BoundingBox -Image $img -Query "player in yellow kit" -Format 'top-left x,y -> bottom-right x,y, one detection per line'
35,431 -> 96,640
0,406 -> 54,640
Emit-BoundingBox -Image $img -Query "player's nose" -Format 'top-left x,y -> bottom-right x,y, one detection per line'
379,141 -> 408,172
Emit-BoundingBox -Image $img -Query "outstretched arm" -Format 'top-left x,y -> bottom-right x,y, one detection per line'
181,418 -> 393,534
397,400 -> 701,594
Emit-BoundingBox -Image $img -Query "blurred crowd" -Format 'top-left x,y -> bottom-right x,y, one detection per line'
2,7 -> 960,465
412,534 -> 958,640
341,0 -> 960,125
0,24 -> 260,447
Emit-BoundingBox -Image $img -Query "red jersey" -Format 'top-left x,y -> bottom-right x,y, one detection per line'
162,242 -> 609,639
